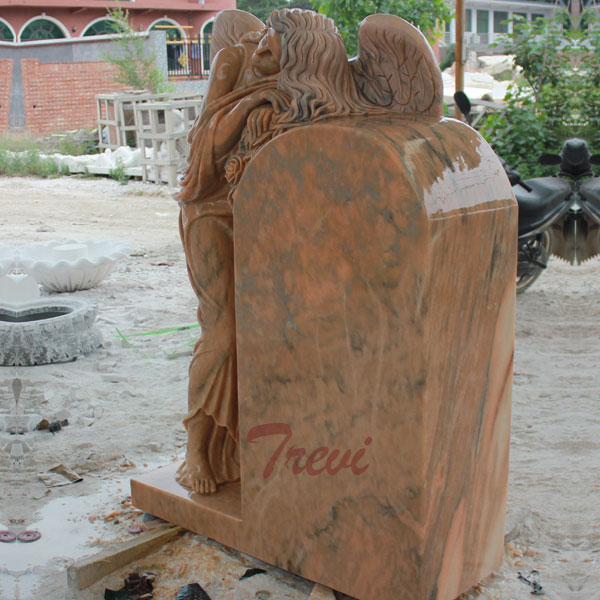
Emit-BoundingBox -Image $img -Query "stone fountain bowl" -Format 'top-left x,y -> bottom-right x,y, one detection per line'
0,297 -> 102,366
15,239 -> 131,292
0,243 -> 18,277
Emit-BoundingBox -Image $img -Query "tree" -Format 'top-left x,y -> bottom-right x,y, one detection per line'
312,0 -> 453,54
479,8 -> 600,176
102,4 -> 171,94
237,0 -> 314,23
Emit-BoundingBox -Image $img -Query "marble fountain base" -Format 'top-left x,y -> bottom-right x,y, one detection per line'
0,296 -> 102,366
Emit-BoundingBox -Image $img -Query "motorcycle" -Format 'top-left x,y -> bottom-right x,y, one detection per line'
540,140 -> 600,268
453,92 -> 600,292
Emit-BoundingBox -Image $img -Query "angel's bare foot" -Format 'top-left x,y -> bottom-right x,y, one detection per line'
187,450 -> 217,495
175,411 -> 218,495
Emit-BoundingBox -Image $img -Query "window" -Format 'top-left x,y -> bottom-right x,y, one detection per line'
0,21 -> 14,41
151,20 -> 182,42
466,9 -> 473,33
201,20 -> 213,72
83,19 -> 115,37
20,19 -> 66,41
494,11 -> 509,33
151,21 -> 184,73
477,10 -> 489,33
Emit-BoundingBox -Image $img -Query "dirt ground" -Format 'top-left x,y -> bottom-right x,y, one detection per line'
0,176 -> 598,600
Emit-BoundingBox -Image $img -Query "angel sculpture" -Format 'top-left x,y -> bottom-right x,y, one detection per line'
176,8 -> 443,495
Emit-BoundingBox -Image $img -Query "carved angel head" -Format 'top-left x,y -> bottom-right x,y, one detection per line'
266,9 -> 367,124
257,9 -> 442,125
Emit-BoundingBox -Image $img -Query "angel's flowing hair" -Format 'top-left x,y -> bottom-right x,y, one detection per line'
268,9 -> 368,124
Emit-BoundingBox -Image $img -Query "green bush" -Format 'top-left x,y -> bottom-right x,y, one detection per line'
109,158 -> 130,185
479,85 -> 557,179
102,4 -> 171,94
0,145 -> 66,178
479,9 -> 600,174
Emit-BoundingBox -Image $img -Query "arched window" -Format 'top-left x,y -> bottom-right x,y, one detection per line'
151,19 -> 183,41
20,18 -> 67,41
201,19 -> 213,72
82,19 -> 116,37
0,20 -> 15,42
151,20 -> 184,73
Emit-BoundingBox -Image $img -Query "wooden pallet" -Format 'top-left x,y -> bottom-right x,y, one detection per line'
135,98 -> 203,187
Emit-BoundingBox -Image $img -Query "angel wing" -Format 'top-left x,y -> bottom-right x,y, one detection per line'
210,9 -> 265,63
350,14 -> 443,118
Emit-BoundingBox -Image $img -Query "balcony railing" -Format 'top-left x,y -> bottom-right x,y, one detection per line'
166,37 -> 211,80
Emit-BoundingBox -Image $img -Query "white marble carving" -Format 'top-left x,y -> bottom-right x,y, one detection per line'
0,273 -> 40,303
0,297 -> 102,366
4,240 -> 131,292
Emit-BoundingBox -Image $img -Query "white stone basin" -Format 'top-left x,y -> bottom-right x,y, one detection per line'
53,243 -> 88,261
5,240 -> 131,292
0,273 -> 40,303
0,243 -> 18,277
0,297 -> 102,365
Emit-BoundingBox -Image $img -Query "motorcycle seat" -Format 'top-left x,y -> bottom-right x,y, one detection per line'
579,177 -> 600,221
515,177 -> 571,236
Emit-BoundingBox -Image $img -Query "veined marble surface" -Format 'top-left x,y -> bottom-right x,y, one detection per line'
132,115 -> 517,600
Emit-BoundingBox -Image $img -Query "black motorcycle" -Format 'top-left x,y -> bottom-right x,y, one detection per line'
454,92 -> 600,292
507,140 -> 600,292
538,140 -> 600,269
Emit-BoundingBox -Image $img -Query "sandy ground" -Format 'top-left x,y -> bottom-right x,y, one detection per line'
0,176 -> 598,600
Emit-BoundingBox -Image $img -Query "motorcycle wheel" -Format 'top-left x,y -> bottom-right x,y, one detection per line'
516,230 -> 552,294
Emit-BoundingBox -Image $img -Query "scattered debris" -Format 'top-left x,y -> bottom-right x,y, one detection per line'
67,524 -> 183,590
17,530 -> 42,543
49,419 -> 68,433
173,583 -> 212,600
309,583 -> 336,600
102,374 -> 129,383
39,464 -> 83,487
504,507 -> 532,543
36,418 -> 69,433
0,531 -> 16,543
167,350 -> 194,360
105,572 -> 155,600
127,526 -> 146,535
517,570 -> 544,595
239,568 -> 267,580
141,513 -> 167,530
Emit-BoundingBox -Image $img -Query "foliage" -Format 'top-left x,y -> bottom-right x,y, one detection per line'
479,9 -> 600,175
439,43 -> 455,71
37,131 -> 99,156
312,0 -> 452,54
237,0 -> 314,23
0,137 -> 70,178
109,158 -> 130,185
102,4 -> 171,94
479,86 -> 554,179
496,12 -> 570,102
54,134 -> 97,156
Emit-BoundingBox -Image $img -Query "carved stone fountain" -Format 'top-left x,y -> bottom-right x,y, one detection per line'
0,239 -> 128,366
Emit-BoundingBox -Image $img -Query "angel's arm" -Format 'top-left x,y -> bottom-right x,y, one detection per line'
213,91 -> 274,159
203,46 -> 246,108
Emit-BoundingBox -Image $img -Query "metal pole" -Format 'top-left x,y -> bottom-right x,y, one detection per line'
454,0 -> 465,119
570,0 -> 581,26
